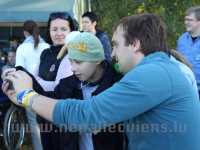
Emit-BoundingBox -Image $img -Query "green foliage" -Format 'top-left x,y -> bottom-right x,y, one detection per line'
91,0 -> 200,48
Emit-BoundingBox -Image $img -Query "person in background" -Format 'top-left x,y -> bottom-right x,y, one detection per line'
0,51 -> 7,64
4,13 -> 200,150
6,50 -> 16,67
177,6 -> 200,98
82,11 -> 112,62
1,50 -> 16,80
8,36 -> 20,51
13,20 -> 49,150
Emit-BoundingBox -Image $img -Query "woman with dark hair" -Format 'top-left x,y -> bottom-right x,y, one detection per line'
23,20 -> 39,48
35,12 -> 78,91
34,12 -> 79,150
46,12 -> 78,45
15,20 -> 49,150
16,20 -> 49,75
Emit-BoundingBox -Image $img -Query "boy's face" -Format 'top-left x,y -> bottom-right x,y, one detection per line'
69,59 -> 99,82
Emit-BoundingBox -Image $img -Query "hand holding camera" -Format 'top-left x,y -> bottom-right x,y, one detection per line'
1,67 -> 16,91
4,79 -> 14,90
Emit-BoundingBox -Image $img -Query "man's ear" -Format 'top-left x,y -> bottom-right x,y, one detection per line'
93,21 -> 97,27
132,39 -> 141,52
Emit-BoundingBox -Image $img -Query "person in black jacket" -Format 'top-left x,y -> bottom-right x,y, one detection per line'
34,12 -> 79,150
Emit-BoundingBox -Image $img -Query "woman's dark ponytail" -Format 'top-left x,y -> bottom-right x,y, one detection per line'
23,20 -> 40,48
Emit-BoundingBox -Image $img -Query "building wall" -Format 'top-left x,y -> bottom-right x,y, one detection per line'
0,0 -> 75,51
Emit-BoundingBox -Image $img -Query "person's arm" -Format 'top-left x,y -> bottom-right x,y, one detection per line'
35,54 -> 73,92
53,64 -> 172,131
29,94 -> 57,121
41,76 -> 80,99
3,64 -> 171,132
2,70 -> 56,121
2,71 -> 78,120
34,76 -> 58,91
35,68 -> 73,92
55,55 -> 73,81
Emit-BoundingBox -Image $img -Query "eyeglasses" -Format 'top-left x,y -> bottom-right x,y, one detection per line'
49,12 -> 71,20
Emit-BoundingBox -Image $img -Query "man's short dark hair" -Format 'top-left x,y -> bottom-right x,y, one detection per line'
113,13 -> 169,56
82,11 -> 99,23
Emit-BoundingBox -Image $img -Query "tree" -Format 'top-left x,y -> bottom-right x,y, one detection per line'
91,0 -> 200,48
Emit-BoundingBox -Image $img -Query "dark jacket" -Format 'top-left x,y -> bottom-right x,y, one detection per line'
96,29 -> 112,63
84,61 -> 124,150
39,45 -> 63,81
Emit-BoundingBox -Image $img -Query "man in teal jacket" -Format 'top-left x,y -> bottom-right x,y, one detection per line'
3,13 -> 200,150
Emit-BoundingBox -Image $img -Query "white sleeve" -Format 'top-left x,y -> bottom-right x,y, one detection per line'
15,45 -> 26,68
34,76 -> 58,91
34,55 -> 72,92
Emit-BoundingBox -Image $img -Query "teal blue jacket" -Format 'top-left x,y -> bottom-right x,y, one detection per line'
53,52 -> 200,150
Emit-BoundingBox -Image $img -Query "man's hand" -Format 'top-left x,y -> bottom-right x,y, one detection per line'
2,81 -> 18,105
4,70 -> 33,94
2,70 -> 33,106
1,68 -> 16,80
